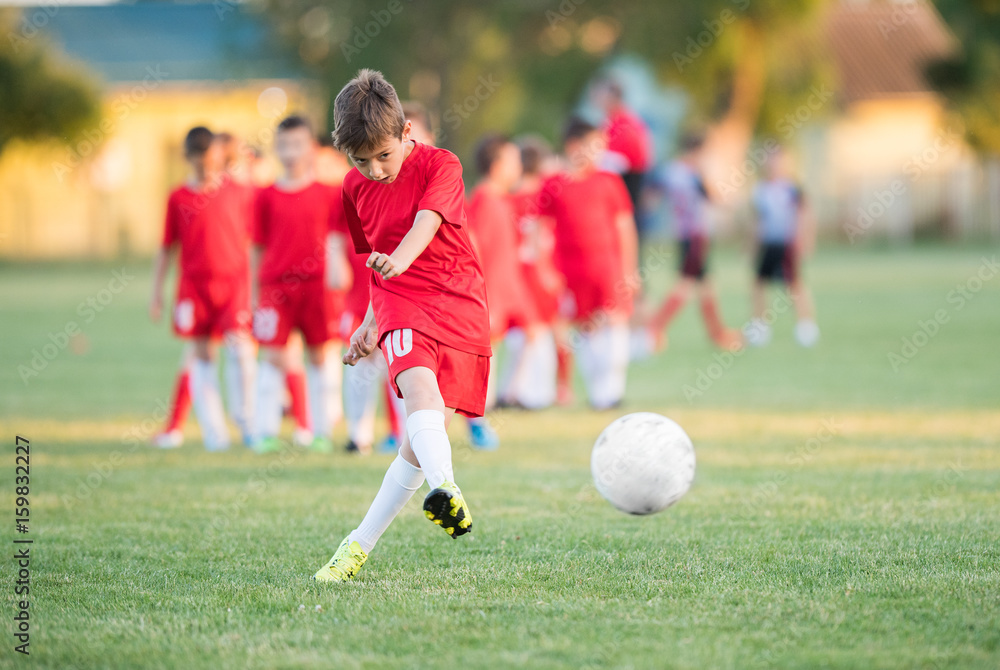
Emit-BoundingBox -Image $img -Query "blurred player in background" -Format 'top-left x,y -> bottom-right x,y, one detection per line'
538,118 -> 638,410
251,115 -> 349,453
502,136 -> 562,410
314,70 -> 487,582
149,127 -> 255,450
466,133 -> 526,443
746,147 -> 819,347
645,132 -> 741,351
592,77 -> 654,222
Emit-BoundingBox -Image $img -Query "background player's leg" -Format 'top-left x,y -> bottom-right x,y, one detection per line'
647,277 -> 693,350
306,344 -> 338,449
790,279 -> 819,347
284,332 -> 310,438
591,320 -> 629,410
342,353 -> 379,453
698,281 -> 740,349
153,344 -> 195,448
746,278 -> 773,347
189,337 -> 230,451
255,346 -> 287,443
222,329 -> 256,445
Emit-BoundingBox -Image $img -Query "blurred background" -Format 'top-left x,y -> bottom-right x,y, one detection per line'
1,0 -> 998,260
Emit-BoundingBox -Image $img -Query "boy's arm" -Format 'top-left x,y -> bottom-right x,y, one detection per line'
367,209 -> 442,279
343,301 -> 378,366
326,232 -> 353,291
149,245 -> 176,322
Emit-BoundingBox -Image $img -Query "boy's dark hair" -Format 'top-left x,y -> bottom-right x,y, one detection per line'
277,114 -> 313,135
401,100 -> 434,136
679,130 -> 706,152
474,133 -> 511,177
562,117 -> 599,147
332,69 -> 406,155
517,135 -> 552,176
184,126 -> 214,156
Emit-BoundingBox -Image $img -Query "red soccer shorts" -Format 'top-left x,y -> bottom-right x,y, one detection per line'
173,276 -> 250,339
560,271 -> 632,323
254,278 -> 332,347
379,328 -> 490,418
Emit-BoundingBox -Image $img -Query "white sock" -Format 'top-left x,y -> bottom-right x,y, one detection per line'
307,360 -> 338,439
189,358 -> 230,450
343,355 -> 379,447
597,323 -> 629,409
497,328 -> 526,404
348,455 -> 425,553
254,360 -> 284,439
406,409 -> 453,489
223,336 -> 256,439
517,330 -> 556,409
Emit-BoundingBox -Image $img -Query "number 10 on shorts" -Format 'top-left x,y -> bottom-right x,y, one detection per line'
385,328 -> 413,364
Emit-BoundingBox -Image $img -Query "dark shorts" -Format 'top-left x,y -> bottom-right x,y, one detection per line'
756,242 -> 798,283
621,171 -> 646,211
679,236 -> 708,280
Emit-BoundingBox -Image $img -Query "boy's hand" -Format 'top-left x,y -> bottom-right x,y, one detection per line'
343,323 -> 379,366
367,251 -> 408,279
149,294 -> 163,323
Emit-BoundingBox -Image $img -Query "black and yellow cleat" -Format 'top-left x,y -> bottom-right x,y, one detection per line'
423,481 -> 473,538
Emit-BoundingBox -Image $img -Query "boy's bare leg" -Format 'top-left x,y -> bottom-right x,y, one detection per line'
305,343 -> 339,450
647,277 -> 693,350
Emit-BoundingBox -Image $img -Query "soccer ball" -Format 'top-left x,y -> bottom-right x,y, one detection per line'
590,412 -> 695,515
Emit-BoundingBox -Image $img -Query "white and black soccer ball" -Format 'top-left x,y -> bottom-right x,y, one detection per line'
590,412 -> 695,515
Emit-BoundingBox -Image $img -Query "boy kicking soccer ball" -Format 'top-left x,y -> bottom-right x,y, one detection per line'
313,70 -> 491,582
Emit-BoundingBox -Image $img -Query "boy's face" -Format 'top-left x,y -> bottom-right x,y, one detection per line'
565,130 -> 605,171
492,143 -> 523,190
187,140 -> 225,175
349,120 -> 412,184
275,126 -> 315,172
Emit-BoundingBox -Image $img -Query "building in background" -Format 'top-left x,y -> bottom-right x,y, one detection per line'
0,3 -> 321,260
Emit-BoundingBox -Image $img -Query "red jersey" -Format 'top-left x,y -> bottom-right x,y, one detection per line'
604,107 -> 653,172
538,170 -> 633,281
466,184 -> 527,333
342,141 -> 491,357
254,182 -> 344,284
162,178 -> 252,281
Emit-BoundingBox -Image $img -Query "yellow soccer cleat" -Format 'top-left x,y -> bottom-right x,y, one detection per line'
312,537 -> 368,582
422,481 -> 473,538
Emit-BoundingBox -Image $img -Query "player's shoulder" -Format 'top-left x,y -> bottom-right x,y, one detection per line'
416,142 -> 463,175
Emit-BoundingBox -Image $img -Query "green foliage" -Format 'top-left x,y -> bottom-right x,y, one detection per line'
0,9 -> 101,156
930,0 -> 1000,153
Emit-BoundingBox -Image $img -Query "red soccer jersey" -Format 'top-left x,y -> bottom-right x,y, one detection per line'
604,107 -> 653,173
254,181 -> 344,284
162,178 -> 252,281
538,170 -> 633,282
466,184 -> 527,334
342,141 -> 491,357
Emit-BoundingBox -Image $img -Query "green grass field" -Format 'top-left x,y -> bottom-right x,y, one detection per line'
1,245 -> 999,669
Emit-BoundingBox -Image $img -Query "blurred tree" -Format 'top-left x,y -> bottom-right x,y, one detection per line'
929,0 -> 1000,154
0,9 -> 101,156
255,0 -> 831,184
